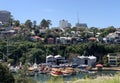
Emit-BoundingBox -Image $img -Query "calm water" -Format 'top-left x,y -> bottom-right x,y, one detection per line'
28,70 -> 118,83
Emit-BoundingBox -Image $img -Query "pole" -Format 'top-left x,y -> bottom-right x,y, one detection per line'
6,35 -> 8,62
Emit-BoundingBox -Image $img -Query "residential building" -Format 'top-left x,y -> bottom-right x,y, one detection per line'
46,55 -> 56,65
56,37 -> 72,44
105,30 -> 120,44
0,10 -> 11,25
59,19 -> 71,28
72,55 -> 96,67
107,53 -> 120,66
46,55 -> 68,65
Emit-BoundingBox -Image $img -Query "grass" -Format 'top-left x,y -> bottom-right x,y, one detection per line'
73,76 -> 120,83
45,74 -> 120,83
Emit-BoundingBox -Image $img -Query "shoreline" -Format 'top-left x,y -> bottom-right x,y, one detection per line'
90,67 -> 120,71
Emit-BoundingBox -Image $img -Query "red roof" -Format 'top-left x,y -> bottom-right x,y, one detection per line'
96,64 -> 103,67
88,37 -> 96,41
48,38 -> 54,40
33,36 -> 40,39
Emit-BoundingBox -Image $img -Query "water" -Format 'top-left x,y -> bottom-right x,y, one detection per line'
28,70 -> 118,83
13,70 -> 118,83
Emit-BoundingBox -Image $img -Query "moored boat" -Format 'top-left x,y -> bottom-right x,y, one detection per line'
50,68 -> 63,76
61,70 -> 72,76
27,67 -> 35,76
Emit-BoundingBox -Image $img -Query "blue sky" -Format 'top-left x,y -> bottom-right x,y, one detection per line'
0,0 -> 120,28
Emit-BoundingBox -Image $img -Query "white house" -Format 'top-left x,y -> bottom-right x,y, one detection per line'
73,55 -> 96,67
88,56 -> 96,66
46,54 -> 67,65
46,55 -> 56,65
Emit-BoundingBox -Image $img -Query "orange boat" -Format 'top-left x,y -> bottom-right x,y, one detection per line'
51,68 -> 63,76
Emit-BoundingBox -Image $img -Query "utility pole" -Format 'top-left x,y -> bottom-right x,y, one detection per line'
6,34 -> 9,62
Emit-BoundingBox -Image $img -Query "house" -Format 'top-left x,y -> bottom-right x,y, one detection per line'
87,56 -> 96,67
30,36 -> 44,42
72,55 -> 96,67
88,37 -> 97,42
46,55 -> 68,65
105,31 -> 120,44
54,55 -> 68,65
46,55 -> 56,65
13,27 -> 21,33
47,37 -> 54,44
56,37 -> 72,44
39,29 -> 46,34
107,53 -> 120,66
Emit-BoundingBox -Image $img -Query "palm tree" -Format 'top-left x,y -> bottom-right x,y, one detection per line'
40,19 -> 52,29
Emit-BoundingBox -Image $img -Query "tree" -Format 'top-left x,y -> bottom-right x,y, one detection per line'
25,19 -> 32,29
13,20 -> 20,27
89,27 -> 99,37
4,16 -> 14,27
33,20 -> 37,29
40,19 -> 52,29
0,63 -> 15,83
34,29 -> 40,35
29,48 -> 45,63
99,26 -> 116,37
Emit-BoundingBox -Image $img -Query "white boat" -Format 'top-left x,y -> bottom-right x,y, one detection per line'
62,70 -> 72,76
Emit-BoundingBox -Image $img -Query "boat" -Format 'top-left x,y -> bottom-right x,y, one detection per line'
65,67 -> 76,75
27,67 -> 35,76
61,70 -> 72,76
38,65 -> 51,74
9,66 -> 19,73
50,68 -> 63,76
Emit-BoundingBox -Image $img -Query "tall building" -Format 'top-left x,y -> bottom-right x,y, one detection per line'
59,19 -> 71,28
0,10 -> 11,25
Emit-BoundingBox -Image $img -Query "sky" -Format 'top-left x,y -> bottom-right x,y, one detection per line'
0,0 -> 120,28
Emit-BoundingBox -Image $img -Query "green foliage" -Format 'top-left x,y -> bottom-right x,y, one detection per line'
40,19 -> 52,29
0,63 -> 15,83
7,58 -> 14,64
13,20 -> 20,27
89,27 -> 99,37
47,77 -> 64,83
25,19 -> 32,28
0,33 -> 120,65
15,77 -> 37,83
71,74 -> 120,83
99,26 -> 116,37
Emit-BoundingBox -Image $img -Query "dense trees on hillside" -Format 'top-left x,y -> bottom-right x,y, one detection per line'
1,17 -> 120,65
0,37 -> 120,65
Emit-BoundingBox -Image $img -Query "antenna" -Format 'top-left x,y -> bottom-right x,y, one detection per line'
77,12 -> 80,23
